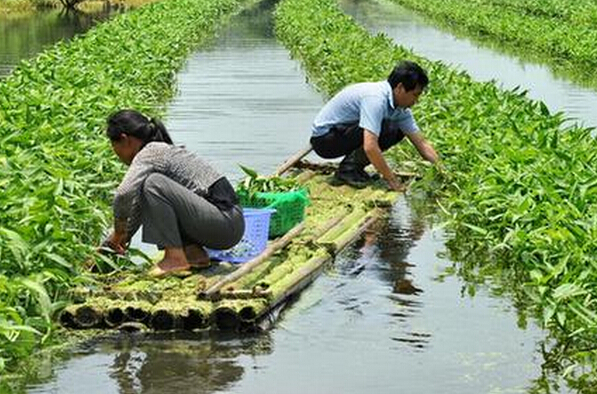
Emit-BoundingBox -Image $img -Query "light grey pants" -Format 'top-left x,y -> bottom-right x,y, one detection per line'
141,173 -> 244,249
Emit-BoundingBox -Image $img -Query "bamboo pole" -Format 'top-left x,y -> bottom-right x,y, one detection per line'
295,160 -> 420,179
275,144 -> 313,176
105,306 -> 125,327
227,213 -> 345,291
212,305 -> 240,331
200,223 -> 306,300
332,215 -> 379,252
182,308 -> 208,330
74,305 -> 103,329
253,211 -> 380,323
238,305 -> 258,323
256,252 -> 331,321
124,306 -> 150,323
218,288 -> 272,300
317,208 -> 368,244
149,309 -> 179,331
59,306 -> 77,328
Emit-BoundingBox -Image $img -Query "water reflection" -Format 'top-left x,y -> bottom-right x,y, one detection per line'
164,0 -> 323,184
0,7 -> 118,78
27,332 -> 273,394
15,0 -> 575,391
340,0 -> 597,130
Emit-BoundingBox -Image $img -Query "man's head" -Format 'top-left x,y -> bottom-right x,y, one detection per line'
387,61 -> 428,108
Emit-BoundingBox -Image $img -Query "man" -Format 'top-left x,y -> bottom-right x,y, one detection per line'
310,60 -> 438,191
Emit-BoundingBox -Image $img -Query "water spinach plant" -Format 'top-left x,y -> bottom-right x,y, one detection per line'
390,0 -> 597,88
0,0 -> 246,376
275,0 -> 597,387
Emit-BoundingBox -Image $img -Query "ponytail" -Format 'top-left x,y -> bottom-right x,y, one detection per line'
147,116 -> 173,144
107,110 -> 173,146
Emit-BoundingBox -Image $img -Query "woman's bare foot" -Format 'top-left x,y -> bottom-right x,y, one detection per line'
149,247 -> 191,277
184,244 -> 210,268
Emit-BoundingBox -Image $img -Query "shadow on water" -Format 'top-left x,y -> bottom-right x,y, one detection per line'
0,5 -> 125,78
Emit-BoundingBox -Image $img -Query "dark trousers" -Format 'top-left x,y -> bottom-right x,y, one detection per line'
141,173 -> 245,249
310,121 -> 405,159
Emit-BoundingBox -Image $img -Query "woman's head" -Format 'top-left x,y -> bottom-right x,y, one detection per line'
106,109 -> 173,165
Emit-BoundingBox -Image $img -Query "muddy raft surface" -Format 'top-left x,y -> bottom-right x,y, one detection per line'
61,165 -> 409,332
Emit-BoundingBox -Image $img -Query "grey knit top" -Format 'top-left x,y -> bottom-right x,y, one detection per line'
113,142 -> 223,236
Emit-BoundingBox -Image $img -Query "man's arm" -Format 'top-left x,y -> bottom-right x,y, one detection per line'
363,129 -> 404,191
406,132 -> 439,164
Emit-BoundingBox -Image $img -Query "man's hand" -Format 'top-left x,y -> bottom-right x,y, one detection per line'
406,133 -> 439,164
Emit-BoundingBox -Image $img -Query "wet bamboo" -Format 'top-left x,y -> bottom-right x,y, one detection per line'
74,305 -> 104,328
124,306 -> 151,323
218,288 -> 272,299
238,305 -> 258,322
317,208 -> 368,245
228,214 -> 345,290
105,306 -> 125,327
200,222 -> 306,299
275,144 -> 313,176
295,161 -> 418,179
179,300 -> 213,330
255,251 -> 331,320
308,213 -> 346,240
254,212 -> 380,321
332,215 -> 379,252
59,305 -> 78,328
149,309 -> 179,331
295,170 -> 317,183
212,304 -> 240,331
181,308 -> 208,330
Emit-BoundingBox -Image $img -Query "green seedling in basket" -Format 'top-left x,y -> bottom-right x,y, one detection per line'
238,164 -> 300,196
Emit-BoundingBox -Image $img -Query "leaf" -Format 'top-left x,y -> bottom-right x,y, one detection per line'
238,164 -> 258,179
43,252 -> 72,269
461,222 -> 488,235
539,101 -> 550,116
552,283 -> 585,301
0,227 -> 29,263
17,278 -> 52,321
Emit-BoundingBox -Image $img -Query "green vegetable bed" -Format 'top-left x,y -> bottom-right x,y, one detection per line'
0,0 -> 245,376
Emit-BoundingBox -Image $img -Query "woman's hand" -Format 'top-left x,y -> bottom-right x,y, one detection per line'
101,231 -> 127,255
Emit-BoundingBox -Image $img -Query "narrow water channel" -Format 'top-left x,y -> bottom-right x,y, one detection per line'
0,7 -> 120,78
23,1 -> 570,393
340,0 -> 597,131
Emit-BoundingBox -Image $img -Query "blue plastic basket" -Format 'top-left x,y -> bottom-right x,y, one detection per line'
207,208 -> 276,263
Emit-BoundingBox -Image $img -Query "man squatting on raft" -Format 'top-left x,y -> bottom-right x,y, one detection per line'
310,60 -> 439,190
102,110 -> 245,277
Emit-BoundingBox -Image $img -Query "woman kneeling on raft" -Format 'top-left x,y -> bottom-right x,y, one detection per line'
101,109 -> 245,277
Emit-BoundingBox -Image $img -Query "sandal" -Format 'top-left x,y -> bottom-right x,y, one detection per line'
185,244 -> 211,268
148,266 -> 192,278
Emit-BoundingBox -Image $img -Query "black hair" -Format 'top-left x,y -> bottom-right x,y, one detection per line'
387,60 -> 429,91
106,109 -> 173,146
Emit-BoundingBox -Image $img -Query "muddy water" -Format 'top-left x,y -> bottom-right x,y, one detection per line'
22,0 -> 572,393
0,6 -> 121,78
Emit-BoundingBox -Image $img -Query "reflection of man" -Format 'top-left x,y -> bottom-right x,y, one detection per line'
310,60 -> 439,190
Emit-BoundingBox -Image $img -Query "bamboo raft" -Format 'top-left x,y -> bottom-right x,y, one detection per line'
60,150 -> 416,333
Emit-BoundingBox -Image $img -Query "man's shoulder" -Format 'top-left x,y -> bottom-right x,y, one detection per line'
342,80 -> 387,94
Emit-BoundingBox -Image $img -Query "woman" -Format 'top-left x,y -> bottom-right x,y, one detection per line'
102,109 -> 245,277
